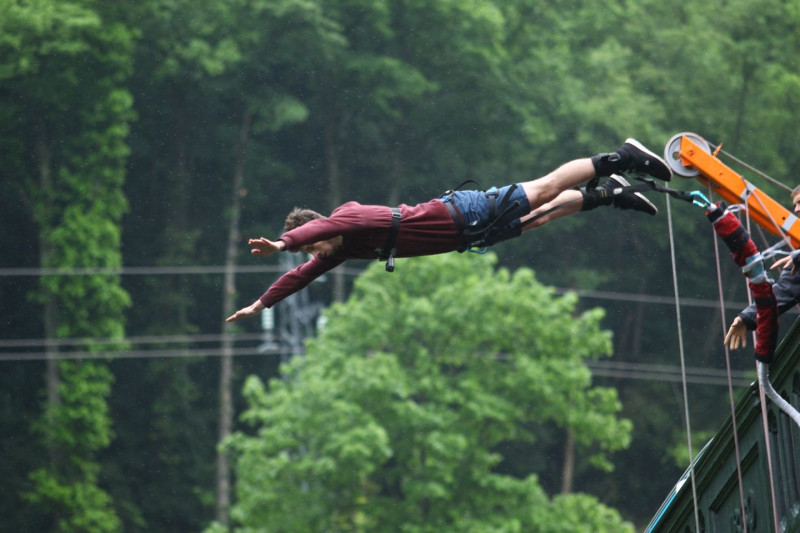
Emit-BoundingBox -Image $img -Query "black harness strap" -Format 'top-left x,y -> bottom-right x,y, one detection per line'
625,178 -> 696,203
520,178 -> 694,232
379,207 -> 402,272
462,184 -> 521,238
443,200 -> 465,233
520,197 -> 582,231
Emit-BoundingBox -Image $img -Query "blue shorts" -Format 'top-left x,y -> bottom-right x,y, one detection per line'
440,183 -> 531,245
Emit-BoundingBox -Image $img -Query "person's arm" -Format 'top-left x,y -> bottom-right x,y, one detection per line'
225,239 -> 285,322
226,299 -> 265,322
725,265 -> 800,349
226,256 -> 344,322
248,237 -> 286,257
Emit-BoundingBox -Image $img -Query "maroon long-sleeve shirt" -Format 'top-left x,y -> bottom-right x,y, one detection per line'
259,200 -> 465,308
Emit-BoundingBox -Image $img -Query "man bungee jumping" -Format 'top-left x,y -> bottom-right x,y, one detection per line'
226,138 -> 672,322
724,185 -> 800,351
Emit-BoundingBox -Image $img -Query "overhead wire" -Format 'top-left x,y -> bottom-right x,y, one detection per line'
718,148 -> 793,193
0,335 -> 754,386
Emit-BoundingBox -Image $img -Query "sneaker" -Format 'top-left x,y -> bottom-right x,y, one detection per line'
618,138 -> 672,182
602,175 -> 658,216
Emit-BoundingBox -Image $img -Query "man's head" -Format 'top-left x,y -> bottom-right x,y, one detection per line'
284,207 -> 324,232
283,207 -> 342,259
792,186 -> 800,215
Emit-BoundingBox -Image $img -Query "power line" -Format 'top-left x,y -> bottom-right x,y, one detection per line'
584,360 -> 753,387
0,346 -> 298,362
552,287 -> 753,311
0,262 -> 761,311
0,265 -> 286,276
0,339 -> 753,387
0,264 -> 366,277
0,332 -> 265,349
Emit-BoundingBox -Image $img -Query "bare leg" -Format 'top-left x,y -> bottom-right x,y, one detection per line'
520,189 -> 583,231
520,158 -> 594,212
511,140 -> 668,237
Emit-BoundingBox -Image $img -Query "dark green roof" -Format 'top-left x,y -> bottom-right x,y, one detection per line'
645,319 -> 800,533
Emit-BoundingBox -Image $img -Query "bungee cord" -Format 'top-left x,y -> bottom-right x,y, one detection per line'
727,163 -> 800,426
733,172 -> 786,533
759,362 -> 800,427
698,171 -> 782,533
661,139 -> 800,532
708,183 -> 749,532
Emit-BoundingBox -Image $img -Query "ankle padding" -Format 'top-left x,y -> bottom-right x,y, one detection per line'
591,152 -> 623,178
580,187 -> 613,211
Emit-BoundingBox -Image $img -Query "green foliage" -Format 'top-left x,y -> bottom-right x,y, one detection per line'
27,468 -> 121,533
0,0 -> 101,81
26,362 -> 121,533
4,0 -> 800,530
223,254 -> 632,531
0,0 -> 135,529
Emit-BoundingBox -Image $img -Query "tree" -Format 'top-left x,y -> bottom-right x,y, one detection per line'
0,0 -> 135,530
218,253 -> 633,532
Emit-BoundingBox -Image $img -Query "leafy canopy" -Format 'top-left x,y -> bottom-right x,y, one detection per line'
221,253 -> 633,532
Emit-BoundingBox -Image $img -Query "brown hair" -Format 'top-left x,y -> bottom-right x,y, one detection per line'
284,208 -> 325,232
792,185 -> 800,199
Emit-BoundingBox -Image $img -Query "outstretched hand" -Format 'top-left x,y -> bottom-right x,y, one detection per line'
723,316 -> 748,350
226,299 -> 265,322
249,237 -> 286,257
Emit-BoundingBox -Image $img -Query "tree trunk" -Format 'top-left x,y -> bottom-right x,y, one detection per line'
323,109 -> 345,303
561,428 -> 575,494
36,126 -> 61,435
216,110 -> 253,525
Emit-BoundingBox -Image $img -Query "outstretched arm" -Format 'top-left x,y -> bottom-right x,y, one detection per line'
249,237 -> 286,257
226,237 -> 284,323
226,299 -> 265,322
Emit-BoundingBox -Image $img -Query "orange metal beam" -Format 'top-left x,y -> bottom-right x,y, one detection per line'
678,135 -> 800,249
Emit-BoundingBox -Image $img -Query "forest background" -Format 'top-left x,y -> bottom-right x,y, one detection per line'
2,0 -> 800,531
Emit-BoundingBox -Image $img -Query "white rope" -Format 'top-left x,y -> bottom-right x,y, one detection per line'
739,182 -> 795,253
717,146 -> 793,193
684,141 -> 796,531
756,372 -> 782,533
665,195 -> 701,531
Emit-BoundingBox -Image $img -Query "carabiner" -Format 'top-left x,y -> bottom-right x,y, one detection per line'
689,190 -> 712,209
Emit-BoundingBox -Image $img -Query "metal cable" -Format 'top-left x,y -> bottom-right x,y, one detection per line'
666,195 -> 702,532
709,183 -> 749,531
733,182 -> 780,533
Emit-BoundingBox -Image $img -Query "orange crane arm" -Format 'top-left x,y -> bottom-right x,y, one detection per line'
666,133 -> 800,249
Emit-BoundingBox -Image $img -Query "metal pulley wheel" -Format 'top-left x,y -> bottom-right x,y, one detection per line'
663,132 -> 712,178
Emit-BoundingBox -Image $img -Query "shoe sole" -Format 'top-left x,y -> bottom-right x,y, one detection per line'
625,138 -> 672,182
608,174 -> 658,216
